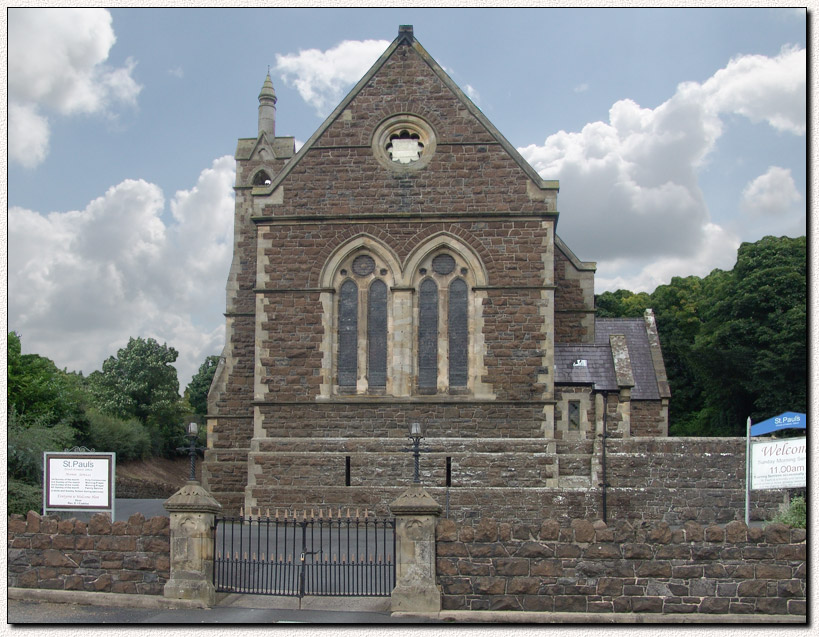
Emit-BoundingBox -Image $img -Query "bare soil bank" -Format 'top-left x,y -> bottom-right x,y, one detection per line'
116,457 -> 198,498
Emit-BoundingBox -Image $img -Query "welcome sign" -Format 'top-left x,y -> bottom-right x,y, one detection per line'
44,452 -> 116,516
750,437 -> 806,490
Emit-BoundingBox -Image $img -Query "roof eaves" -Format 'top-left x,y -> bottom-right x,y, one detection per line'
556,235 -> 596,272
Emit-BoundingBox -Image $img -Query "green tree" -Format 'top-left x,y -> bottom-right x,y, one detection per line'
184,355 -> 220,416
692,236 -> 806,433
595,289 -> 651,318
84,409 -> 151,460
88,337 -> 184,456
7,332 -> 85,485
594,236 -> 806,437
7,332 -> 88,432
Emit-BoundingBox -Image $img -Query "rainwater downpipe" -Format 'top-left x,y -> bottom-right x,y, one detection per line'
600,390 -> 609,523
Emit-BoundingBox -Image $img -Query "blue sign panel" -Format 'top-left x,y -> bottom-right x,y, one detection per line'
750,411 -> 806,436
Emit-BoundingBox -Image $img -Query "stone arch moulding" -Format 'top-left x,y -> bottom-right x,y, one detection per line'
403,232 -> 489,288
317,234 -> 402,288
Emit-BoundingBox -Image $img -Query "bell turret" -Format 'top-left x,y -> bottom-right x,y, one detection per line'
258,73 -> 277,138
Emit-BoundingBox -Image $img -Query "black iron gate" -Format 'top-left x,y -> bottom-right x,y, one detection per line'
213,509 -> 396,597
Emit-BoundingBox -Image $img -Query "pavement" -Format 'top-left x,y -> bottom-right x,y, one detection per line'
6,589 -> 807,626
6,591 -> 435,624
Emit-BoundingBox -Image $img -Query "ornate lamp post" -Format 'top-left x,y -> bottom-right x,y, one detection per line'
408,422 -> 424,483
177,422 -> 205,482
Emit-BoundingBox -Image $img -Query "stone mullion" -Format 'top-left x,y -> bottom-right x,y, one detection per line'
390,289 -> 414,396
437,281 -> 450,393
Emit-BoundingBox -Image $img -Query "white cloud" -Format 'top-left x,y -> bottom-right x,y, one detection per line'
275,39 -> 389,117
698,45 -> 806,135
8,102 -> 50,169
595,223 -> 741,293
8,156 -> 236,388
740,166 -> 802,217
573,83 -> 589,93
8,8 -> 141,168
519,46 -> 805,293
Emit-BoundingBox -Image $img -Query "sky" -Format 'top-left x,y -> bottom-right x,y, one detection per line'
6,6 -> 808,390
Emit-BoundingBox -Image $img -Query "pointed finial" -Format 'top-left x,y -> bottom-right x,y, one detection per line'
258,71 -> 277,137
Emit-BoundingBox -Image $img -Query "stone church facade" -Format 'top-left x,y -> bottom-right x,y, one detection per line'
204,26 -> 671,519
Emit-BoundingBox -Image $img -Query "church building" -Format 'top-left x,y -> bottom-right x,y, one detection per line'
204,26 -> 671,518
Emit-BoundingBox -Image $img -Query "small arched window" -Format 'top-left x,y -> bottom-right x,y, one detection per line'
252,170 -> 272,186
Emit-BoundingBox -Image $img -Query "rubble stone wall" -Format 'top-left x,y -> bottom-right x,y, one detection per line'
436,517 -> 806,615
7,512 -> 170,595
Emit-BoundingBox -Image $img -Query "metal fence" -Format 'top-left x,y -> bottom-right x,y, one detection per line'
213,509 -> 395,597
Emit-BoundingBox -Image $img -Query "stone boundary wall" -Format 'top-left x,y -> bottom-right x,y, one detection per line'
8,511 -> 170,595
436,517 -> 806,615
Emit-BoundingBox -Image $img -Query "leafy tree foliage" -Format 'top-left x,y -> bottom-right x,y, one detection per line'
692,236 -> 806,431
8,478 -> 43,516
595,236 -> 806,436
88,337 -> 184,456
8,407 -> 77,484
185,355 -> 220,416
84,409 -> 152,461
595,289 -> 652,318
7,332 -> 85,488
7,331 -> 87,432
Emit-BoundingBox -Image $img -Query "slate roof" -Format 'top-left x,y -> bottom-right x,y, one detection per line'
554,316 -> 667,400
554,344 -> 618,391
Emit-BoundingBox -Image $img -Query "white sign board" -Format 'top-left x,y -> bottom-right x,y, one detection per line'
750,437 -> 806,490
44,452 -> 115,511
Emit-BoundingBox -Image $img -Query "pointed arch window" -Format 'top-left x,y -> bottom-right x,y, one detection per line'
412,249 -> 481,395
448,278 -> 468,388
329,249 -> 394,394
418,279 -> 439,390
319,235 -> 489,400
367,279 -> 388,388
337,280 -> 358,389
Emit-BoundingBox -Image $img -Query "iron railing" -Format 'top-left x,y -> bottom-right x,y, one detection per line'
213,508 -> 396,597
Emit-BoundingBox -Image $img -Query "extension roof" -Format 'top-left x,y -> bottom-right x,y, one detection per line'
555,313 -> 671,400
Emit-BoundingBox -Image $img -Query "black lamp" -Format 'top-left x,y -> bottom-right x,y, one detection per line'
177,422 -> 205,482
408,422 -> 424,483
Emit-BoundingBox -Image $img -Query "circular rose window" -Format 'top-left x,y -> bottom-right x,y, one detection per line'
372,114 -> 436,172
352,255 -> 376,277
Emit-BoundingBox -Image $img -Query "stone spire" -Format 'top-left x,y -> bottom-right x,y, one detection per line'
258,73 -> 277,138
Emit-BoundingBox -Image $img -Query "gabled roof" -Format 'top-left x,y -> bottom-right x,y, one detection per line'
264,25 -> 559,196
555,311 -> 671,400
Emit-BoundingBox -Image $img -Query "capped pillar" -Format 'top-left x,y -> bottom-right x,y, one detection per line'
163,481 -> 222,606
389,486 -> 442,613
258,73 -> 277,138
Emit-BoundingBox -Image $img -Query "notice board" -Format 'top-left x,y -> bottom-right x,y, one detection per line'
43,451 -> 116,517
750,437 -> 806,490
